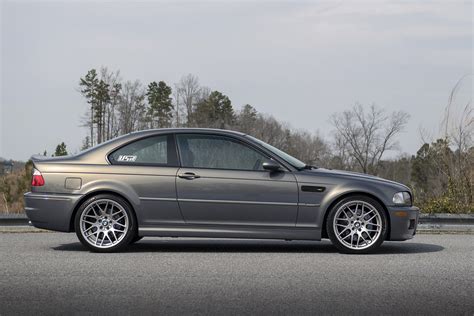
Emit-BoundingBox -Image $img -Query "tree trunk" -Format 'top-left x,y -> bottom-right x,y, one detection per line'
90,105 -> 94,147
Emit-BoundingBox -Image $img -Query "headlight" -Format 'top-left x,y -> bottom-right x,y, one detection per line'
393,192 -> 412,205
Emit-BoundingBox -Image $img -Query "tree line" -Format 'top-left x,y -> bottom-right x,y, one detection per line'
75,67 -> 472,213
0,69 -> 472,214
77,67 -> 411,170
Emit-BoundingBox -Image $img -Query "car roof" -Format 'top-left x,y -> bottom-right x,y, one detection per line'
127,128 -> 246,137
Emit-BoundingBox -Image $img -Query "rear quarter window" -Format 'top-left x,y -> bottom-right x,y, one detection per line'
109,134 -> 177,166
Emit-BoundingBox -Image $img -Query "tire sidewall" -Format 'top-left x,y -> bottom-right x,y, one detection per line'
74,194 -> 137,253
327,195 -> 388,254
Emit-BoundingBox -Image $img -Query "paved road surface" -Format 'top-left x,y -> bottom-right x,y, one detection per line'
0,233 -> 472,315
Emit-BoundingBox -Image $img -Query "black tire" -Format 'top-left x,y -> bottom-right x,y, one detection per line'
326,195 -> 388,254
130,236 -> 143,244
74,194 -> 137,253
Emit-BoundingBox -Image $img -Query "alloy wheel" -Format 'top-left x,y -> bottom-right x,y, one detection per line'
79,199 -> 129,249
332,200 -> 382,250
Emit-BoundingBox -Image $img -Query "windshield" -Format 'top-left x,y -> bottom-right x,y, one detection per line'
246,135 -> 306,169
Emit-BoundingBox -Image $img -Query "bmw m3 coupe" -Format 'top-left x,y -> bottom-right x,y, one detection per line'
25,128 -> 419,253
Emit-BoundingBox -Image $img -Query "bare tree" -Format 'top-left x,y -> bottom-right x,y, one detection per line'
330,103 -> 410,174
440,75 -> 473,206
286,130 -> 331,166
176,74 -> 201,125
172,84 -> 182,127
250,114 -> 289,149
118,80 -> 146,134
329,133 -> 355,170
99,67 -> 122,140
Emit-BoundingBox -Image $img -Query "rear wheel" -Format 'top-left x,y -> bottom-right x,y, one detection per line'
74,194 -> 137,252
327,196 -> 387,254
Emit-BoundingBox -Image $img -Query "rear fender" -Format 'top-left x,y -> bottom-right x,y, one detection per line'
79,180 -> 141,209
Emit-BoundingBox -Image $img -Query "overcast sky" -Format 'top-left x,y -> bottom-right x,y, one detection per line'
1,0 -> 472,161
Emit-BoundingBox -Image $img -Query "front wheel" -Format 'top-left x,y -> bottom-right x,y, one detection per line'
327,196 -> 388,254
74,194 -> 137,252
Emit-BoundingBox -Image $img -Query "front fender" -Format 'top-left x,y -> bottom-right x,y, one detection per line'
314,181 -> 394,232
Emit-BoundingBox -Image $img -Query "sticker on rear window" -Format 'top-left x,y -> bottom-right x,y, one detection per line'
117,155 -> 137,162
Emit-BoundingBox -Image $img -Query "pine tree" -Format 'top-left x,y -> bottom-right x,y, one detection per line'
54,142 -> 68,156
79,69 -> 99,147
193,91 -> 234,128
94,80 -> 110,144
146,81 -> 174,128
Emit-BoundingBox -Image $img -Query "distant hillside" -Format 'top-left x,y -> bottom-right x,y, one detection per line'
0,158 -> 26,172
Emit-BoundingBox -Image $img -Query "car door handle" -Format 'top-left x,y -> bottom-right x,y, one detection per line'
178,172 -> 200,180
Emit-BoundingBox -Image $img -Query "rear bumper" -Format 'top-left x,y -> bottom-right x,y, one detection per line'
387,206 -> 419,241
24,192 -> 82,232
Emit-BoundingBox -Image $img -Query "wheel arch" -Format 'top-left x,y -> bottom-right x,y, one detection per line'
320,191 -> 391,240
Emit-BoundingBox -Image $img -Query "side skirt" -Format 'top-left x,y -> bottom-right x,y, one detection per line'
138,224 -> 321,241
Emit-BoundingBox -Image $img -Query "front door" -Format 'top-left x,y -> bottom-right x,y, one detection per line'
175,133 -> 298,227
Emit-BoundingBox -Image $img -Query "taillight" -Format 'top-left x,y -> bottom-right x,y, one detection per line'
31,168 -> 45,187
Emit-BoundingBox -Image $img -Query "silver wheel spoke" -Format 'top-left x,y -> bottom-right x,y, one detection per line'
364,209 -> 375,217
346,206 -> 355,216
83,226 -> 95,234
338,227 -> 350,236
111,229 -> 118,241
99,234 -> 105,247
93,205 -> 102,216
84,230 -> 97,239
115,215 -> 126,221
366,214 -> 377,221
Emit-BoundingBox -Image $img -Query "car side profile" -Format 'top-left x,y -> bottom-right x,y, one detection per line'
25,128 -> 419,253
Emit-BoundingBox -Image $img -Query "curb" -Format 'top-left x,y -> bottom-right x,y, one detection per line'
417,223 -> 473,234
0,214 -> 30,226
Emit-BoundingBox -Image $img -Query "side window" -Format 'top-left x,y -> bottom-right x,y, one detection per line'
176,134 -> 268,171
109,135 -> 176,166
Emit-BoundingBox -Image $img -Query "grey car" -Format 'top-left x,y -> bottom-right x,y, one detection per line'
25,128 -> 419,253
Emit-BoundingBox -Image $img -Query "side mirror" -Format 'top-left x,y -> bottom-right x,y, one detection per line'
262,160 -> 281,172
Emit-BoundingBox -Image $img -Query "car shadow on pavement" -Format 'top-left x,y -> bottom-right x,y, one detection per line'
52,239 -> 444,254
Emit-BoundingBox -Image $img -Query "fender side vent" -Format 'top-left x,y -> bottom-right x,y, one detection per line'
301,185 -> 325,193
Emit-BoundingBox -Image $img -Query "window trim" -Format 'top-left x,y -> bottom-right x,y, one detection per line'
174,133 -> 286,172
108,134 -> 179,167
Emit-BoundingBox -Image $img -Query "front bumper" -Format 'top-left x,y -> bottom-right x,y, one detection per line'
24,192 -> 83,232
387,206 -> 419,241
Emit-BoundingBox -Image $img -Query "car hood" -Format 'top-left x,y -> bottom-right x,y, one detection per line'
305,168 -> 410,191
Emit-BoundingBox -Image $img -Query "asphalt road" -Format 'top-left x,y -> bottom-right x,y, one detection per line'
0,233 -> 472,315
